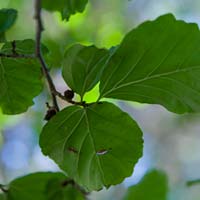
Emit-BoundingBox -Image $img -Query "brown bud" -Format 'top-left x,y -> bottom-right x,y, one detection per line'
64,90 -> 74,100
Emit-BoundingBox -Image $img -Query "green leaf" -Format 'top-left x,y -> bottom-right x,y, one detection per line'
0,39 -> 43,114
100,14 -> 200,114
62,44 -> 109,99
124,170 -> 168,200
41,0 -> 88,21
7,172 -> 84,200
8,172 -> 63,200
0,194 -> 6,200
40,102 -> 143,191
46,179 -> 84,200
0,191 -> 7,200
0,32 -> 6,42
0,9 -> 17,35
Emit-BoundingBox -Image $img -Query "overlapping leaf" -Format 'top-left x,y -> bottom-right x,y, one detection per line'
124,170 -> 168,200
46,178 -> 84,200
0,8 -> 17,41
0,39 -> 43,114
40,102 -> 143,191
62,44 -> 109,99
7,172 -> 84,200
100,14 -> 200,114
42,0 -> 88,21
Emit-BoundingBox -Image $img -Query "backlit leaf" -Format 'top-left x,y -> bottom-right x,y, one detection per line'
62,44 -> 109,99
42,0 -> 88,21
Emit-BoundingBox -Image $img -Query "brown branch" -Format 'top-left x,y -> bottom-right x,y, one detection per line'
11,40 -> 17,55
34,0 -> 94,111
0,184 -> 8,193
34,0 -> 59,111
55,90 -> 94,107
33,3 -> 90,197
0,53 -> 35,58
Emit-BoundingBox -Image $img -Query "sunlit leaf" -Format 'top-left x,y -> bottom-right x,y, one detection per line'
42,0 -> 88,21
40,102 -> 143,191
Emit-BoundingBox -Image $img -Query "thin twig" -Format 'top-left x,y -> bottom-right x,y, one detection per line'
34,0 -> 59,111
34,0 -> 94,110
54,90 -> 94,107
0,53 -> 35,58
11,40 -> 17,55
33,3 -> 90,196
0,184 -> 8,193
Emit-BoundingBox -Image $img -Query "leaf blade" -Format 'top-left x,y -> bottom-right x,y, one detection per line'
123,170 -> 168,200
62,44 -> 109,98
7,172 -> 84,200
41,0 -> 88,21
40,102 -> 143,191
0,8 -> 17,39
0,39 -> 43,114
100,14 -> 200,114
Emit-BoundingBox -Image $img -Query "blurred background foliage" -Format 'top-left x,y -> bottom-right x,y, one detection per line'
0,0 -> 200,199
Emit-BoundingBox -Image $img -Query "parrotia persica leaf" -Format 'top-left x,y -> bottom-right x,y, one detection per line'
123,170 -> 168,200
0,194 -> 6,200
0,8 -> 17,41
62,44 -> 109,99
46,179 -> 84,200
7,172 -> 84,200
100,14 -> 200,114
40,102 -> 143,191
41,0 -> 88,21
0,39 -> 44,114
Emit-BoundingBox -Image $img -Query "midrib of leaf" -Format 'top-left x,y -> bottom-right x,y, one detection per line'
52,106 -> 106,187
111,48 -> 151,91
132,83 -> 188,107
101,65 -> 200,98
42,108 -> 82,155
99,53 -> 128,98
100,19 -> 195,100
84,109 -> 106,186
86,106 -> 140,183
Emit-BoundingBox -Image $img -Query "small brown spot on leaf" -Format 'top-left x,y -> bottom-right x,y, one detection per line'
68,147 -> 78,154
